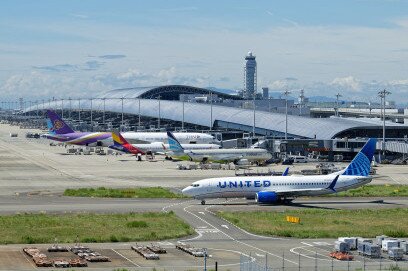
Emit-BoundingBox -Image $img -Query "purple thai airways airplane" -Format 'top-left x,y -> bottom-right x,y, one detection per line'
44,110 -> 112,146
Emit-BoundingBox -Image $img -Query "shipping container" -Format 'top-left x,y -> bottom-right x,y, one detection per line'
364,243 -> 381,258
382,240 -> 399,252
388,247 -> 404,260
376,235 -> 388,246
335,241 -> 350,253
338,237 -> 357,250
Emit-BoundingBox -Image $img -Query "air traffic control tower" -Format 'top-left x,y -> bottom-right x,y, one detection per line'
243,51 -> 257,99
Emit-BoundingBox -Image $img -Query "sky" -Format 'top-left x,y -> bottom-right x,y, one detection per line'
1,0 -> 408,104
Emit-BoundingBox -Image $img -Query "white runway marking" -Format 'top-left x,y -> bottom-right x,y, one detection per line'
112,249 -> 140,267
182,202 -> 298,265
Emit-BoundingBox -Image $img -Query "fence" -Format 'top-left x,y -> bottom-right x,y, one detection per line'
240,252 -> 406,271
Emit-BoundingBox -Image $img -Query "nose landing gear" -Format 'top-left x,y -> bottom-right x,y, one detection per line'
201,200 -> 206,205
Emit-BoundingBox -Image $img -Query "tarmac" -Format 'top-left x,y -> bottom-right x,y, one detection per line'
0,123 -> 407,270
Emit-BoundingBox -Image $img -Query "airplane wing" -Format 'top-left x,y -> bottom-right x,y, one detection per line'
266,175 -> 340,196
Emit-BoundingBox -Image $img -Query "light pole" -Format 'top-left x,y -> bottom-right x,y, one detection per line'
335,93 -> 342,117
283,90 -> 291,140
61,99 -> 64,118
138,98 -> 141,129
90,98 -> 93,131
102,98 -> 106,125
121,97 -> 124,127
157,95 -> 161,129
69,97 -> 72,119
378,89 -> 391,156
253,91 -> 256,137
182,100 -> 185,130
210,90 -> 213,131
78,98 -> 81,122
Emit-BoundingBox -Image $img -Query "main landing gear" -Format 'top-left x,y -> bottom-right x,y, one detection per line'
201,200 -> 206,205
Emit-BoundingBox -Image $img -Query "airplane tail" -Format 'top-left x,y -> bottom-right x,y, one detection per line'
342,138 -> 377,176
167,131 -> 184,152
111,131 -> 144,155
46,110 -> 75,134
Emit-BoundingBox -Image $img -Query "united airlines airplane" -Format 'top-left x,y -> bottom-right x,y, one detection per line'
182,138 -> 376,205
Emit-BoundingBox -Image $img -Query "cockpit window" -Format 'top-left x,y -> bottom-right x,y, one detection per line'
192,184 -> 200,187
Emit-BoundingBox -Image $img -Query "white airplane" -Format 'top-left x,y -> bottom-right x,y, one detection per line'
167,131 -> 272,164
122,131 -> 215,144
109,131 -> 219,155
182,138 -> 377,205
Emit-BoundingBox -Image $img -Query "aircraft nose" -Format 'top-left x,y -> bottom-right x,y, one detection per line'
182,187 -> 192,196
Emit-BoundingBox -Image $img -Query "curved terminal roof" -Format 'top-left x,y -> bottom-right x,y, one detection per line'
100,85 -> 242,100
26,97 -> 408,139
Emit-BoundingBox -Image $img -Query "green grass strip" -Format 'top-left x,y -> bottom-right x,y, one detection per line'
218,208 -> 408,238
325,185 -> 408,197
63,186 -> 188,198
0,212 -> 193,244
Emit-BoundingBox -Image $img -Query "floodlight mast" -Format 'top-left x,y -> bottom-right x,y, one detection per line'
378,89 -> 391,156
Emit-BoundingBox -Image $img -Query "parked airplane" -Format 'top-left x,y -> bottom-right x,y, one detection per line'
109,131 -> 220,155
167,131 -> 272,164
44,110 -> 112,146
43,110 -> 215,147
109,131 -> 145,155
121,131 -> 215,144
182,138 -> 376,205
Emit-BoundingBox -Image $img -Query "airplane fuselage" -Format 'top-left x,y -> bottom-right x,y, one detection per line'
44,132 -> 112,146
182,174 -> 372,200
185,148 -> 272,162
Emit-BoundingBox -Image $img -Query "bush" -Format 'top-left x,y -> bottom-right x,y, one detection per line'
126,221 -> 148,228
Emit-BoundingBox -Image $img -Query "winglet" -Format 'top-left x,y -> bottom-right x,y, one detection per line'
327,175 -> 339,192
282,167 -> 289,176
167,131 -> 184,152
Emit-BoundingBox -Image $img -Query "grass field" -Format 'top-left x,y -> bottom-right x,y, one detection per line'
325,185 -> 408,197
0,212 -> 193,244
218,208 -> 408,238
63,186 -> 187,198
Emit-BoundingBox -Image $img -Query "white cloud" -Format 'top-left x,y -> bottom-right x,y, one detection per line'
331,76 -> 362,91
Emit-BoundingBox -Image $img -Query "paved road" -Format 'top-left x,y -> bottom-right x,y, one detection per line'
0,194 -> 407,270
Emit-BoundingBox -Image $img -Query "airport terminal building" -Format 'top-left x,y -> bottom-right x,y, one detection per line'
24,84 -> 408,141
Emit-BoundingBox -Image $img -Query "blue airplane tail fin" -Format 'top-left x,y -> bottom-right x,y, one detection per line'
167,131 -> 184,152
282,167 -> 289,176
342,138 -> 377,176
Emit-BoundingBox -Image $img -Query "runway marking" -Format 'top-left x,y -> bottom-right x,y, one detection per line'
196,228 -> 220,233
221,224 -> 229,229
161,199 -> 193,213
178,229 -> 203,242
204,205 -> 286,241
112,248 -> 140,267
20,250 -> 37,269
301,242 -> 313,247
389,176 -> 402,185
198,211 -> 205,215
290,246 -> 339,262
313,242 -> 332,246
157,241 -> 173,246
182,203 -> 298,265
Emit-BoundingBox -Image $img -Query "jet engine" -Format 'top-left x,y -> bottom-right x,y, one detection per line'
255,191 -> 279,204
